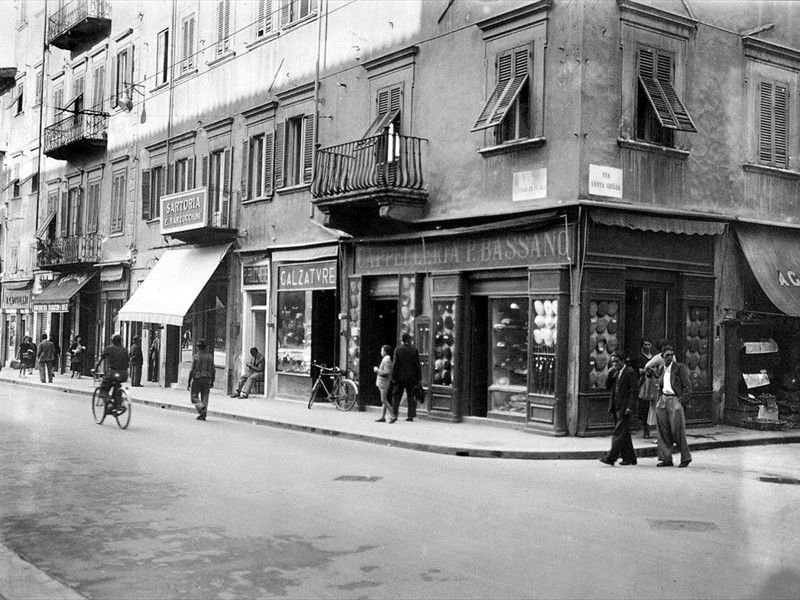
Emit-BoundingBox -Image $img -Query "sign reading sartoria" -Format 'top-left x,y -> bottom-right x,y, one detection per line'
355,225 -> 572,274
161,189 -> 208,234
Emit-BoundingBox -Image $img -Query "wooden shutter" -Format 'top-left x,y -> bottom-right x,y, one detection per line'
638,47 -> 697,133
75,188 -> 84,235
264,130 -> 274,196
156,30 -> 166,84
188,156 -> 196,189
258,0 -> 272,35
364,86 -> 402,137
241,139 -> 249,200
303,115 -> 314,183
280,0 -> 290,27
472,48 -> 528,132
92,65 -> 105,110
758,80 -> 789,168
60,190 -> 69,236
109,54 -> 117,109
141,169 -> 151,220
222,147 -> 231,227
167,162 -> 174,194
274,120 -> 285,189
201,154 -> 209,187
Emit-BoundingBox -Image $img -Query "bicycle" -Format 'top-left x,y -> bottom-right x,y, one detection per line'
91,371 -> 132,429
308,363 -> 358,410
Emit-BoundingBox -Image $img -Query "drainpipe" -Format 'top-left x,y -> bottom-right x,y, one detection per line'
35,0 -> 49,238
310,0 -> 325,218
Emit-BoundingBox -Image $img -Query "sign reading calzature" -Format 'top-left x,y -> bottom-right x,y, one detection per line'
355,225 -> 572,275
161,188 -> 208,234
278,260 -> 337,290
513,168 -> 547,202
589,164 -> 623,199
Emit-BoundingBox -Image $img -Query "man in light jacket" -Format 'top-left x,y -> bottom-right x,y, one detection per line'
655,345 -> 693,468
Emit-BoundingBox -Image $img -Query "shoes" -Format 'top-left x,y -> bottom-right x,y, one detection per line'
406,417 -> 414,421
375,418 -> 386,422
656,461 -> 674,467
230,393 -> 239,398
388,417 -> 397,423
196,414 -> 206,421
239,394 -> 249,399
679,460 -> 692,468
620,460 -> 638,466
598,458 -> 615,466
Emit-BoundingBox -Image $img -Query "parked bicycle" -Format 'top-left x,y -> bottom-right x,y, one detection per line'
308,363 -> 358,410
91,371 -> 132,429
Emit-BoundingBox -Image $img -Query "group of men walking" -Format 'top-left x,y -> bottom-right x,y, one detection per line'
600,343 -> 693,468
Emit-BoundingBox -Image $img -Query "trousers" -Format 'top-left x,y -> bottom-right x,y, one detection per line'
191,377 -> 212,416
604,412 -> 636,463
392,380 -> 417,419
656,395 -> 692,464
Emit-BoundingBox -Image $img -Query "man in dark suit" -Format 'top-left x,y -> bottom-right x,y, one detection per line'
391,333 -> 422,423
655,344 -> 693,468
599,351 -> 639,466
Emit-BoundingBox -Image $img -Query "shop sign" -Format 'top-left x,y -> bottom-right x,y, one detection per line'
355,225 -> 572,275
243,265 -> 270,286
161,188 -> 208,235
513,168 -> 547,202
2,289 -> 31,310
589,164 -> 623,199
278,260 -> 337,290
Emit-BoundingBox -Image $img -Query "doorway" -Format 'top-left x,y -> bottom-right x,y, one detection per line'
624,282 -> 673,362
467,296 -> 489,417
362,298 -> 398,406
311,289 -> 337,370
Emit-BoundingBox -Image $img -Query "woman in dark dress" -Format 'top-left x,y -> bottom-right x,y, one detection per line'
18,336 -> 36,377
69,336 -> 86,378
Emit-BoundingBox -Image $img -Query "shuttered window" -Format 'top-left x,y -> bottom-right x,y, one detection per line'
111,169 -> 126,234
279,115 -> 314,187
216,0 -> 231,57
92,64 -> 105,111
243,130 -> 276,200
207,149 -> 232,227
472,45 -> 530,136
257,0 -> 272,37
86,179 -> 100,234
757,79 -> 789,169
637,47 -> 696,135
364,85 -> 401,138
156,29 -> 169,86
280,0 -> 317,28
181,15 -> 196,73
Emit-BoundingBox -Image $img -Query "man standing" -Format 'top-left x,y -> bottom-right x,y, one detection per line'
148,330 -> 160,382
231,347 -> 264,399
36,333 -> 56,383
129,335 -> 144,387
655,345 -> 693,468
188,339 -> 215,421
391,333 -> 422,423
599,352 -> 639,466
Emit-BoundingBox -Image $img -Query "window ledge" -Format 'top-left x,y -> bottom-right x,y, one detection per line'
146,218 -> 160,225
617,138 -> 690,159
242,195 -> 274,205
207,51 -> 236,69
276,183 -> 311,195
173,68 -> 198,84
149,82 -> 169,95
246,32 -> 279,51
478,137 -> 546,157
109,232 -> 124,238
280,12 -> 317,32
742,162 -> 800,180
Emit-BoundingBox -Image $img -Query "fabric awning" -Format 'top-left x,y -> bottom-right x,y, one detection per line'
100,265 -> 125,282
591,209 -> 725,236
3,279 -> 33,291
736,224 -> 800,318
118,243 -> 230,326
271,244 -> 338,263
33,272 -> 96,312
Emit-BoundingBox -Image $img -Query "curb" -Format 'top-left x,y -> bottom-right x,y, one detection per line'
4,377 -> 800,460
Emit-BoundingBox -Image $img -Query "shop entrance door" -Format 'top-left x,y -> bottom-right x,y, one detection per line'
311,289 -> 337,375
362,298 -> 398,406
624,281 -> 674,363
165,324 -> 180,386
467,296 -> 489,417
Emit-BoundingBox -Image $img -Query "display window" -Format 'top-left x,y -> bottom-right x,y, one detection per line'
588,299 -> 619,389
685,306 -> 710,388
531,298 -> 557,395
277,290 -> 312,374
490,297 -> 529,415
432,300 -> 456,386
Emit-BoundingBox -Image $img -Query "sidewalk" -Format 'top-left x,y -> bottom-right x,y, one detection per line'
3,369 -> 800,459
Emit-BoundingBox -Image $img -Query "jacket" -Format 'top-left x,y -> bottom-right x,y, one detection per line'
129,342 -> 144,365
657,360 -> 692,404
605,364 -> 638,414
189,351 -> 216,384
391,343 -> 421,384
37,340 -> 56,362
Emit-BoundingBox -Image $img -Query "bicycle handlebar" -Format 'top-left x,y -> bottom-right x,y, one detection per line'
312,362 -> 342,373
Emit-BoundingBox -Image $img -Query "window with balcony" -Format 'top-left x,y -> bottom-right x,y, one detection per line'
172,157 -> 194,193
756,78 -> 789,169
156,29 -> 170,86
472,46 -> 530,143
180,14 -> 196,74
276,114 -> 313,188
635,46 -> 696,147
243,130 -> 274,200
142,165 -> 165,220
216,0 -> 231,57
111,168 -> 126,233
69,186 -> 84,236
86,178 -> 100,233
52,85 -> 64,124
280,0 -> 316,28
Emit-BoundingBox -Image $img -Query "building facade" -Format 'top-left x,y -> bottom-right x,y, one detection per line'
2,0 -> 800,435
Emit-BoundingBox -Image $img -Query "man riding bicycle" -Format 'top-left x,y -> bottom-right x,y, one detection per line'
93,334 -> 130,415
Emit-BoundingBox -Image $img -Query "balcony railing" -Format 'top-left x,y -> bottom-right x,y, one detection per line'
312,132 -> 426,198
48,0 -> 111,49
37,233 -> 103,269
44,111 -> 108,160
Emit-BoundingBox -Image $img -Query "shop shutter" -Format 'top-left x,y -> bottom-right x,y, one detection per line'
264,130 -> 274,196
274,120 -> 285,189
141,169 -> 151,221
241,139 -> 249,200
303,115 -> 314,183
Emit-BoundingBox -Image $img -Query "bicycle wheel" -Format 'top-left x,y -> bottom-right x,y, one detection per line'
92,388 -> 107,425
308,378 -> 321,409
331,379 -> 358,411
114,390 -> 132,430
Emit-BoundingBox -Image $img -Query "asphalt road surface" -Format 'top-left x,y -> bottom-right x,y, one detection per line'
1,383 -> 799,599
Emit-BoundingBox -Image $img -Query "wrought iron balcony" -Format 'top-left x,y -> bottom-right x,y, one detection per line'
312,132 -> 428,222
48,0 -> 111,51
37,234 -> 103,270
44,111 -> 108,161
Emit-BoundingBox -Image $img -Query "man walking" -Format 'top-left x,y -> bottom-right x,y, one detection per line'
231,347 -> 264,398
129,335 -> 144,387
391,333 -> 422,423
36,333 -> 56,383
655,345 -> 693,468
188,339 -> 215,421
599,352 -> 639,466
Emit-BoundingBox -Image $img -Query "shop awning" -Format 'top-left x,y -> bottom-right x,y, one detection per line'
118,243 -> 230,326
100,265 -> 125,282
591,209 -> 725,236
32,272 -> 96,313
737,224 -> 800,318
3,279 -> 33,291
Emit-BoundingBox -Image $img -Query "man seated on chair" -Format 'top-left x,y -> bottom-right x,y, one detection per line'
231,347 -> 265,399
93,334 -> 130,414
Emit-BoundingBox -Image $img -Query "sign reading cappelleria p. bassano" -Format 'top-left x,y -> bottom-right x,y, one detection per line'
161,188 -> 208,235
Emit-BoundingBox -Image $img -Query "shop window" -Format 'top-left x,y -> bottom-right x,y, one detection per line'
588,300 -> 620,389
277,290 -> 312,374
685,306 -> 710,389
472,45 -> 531,143
757,78 -> 789,169
490,297 -> 530,415
635,46 -> 696,146
346,278 -> 362,381
433,300 -> 456,387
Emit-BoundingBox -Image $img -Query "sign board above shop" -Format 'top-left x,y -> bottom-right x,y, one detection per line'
161,188 -> 208,235
2,288 -> 31,310
278,260 -> 337,290
355,225 -> 573,275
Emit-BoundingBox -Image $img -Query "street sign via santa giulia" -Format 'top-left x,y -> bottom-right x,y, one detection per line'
161,188 -> 208,235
